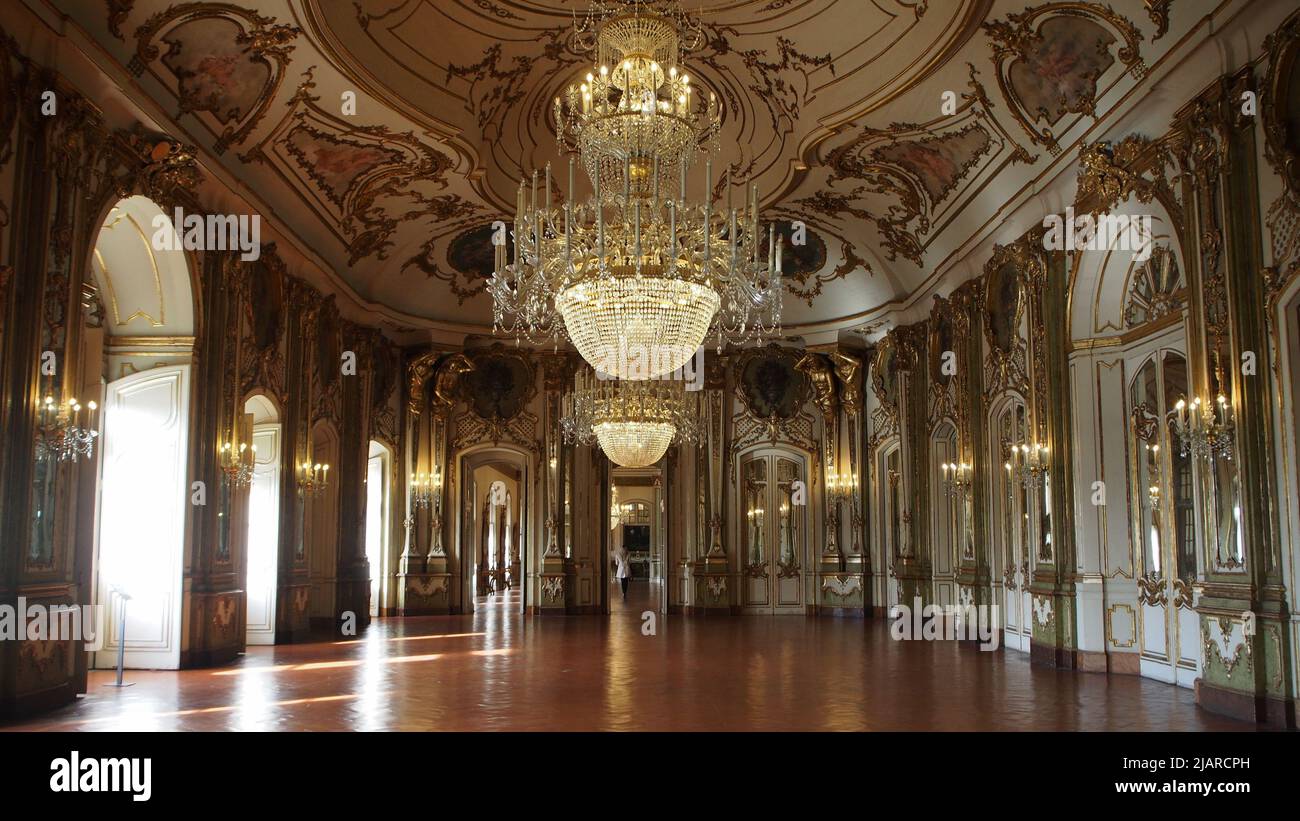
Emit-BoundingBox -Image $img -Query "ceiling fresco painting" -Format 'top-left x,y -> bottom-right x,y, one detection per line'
64,0 -> 1195,339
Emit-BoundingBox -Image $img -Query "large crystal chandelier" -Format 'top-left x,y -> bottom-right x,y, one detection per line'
562,369 -> 700,468
489,2 -> 782,381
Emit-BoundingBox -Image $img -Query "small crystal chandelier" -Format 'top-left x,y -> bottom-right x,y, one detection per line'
490,2 -> 782,380
219,438 -> 257,488
562,369 -> 699,467
36,395 -> 99,463
1172,395 -> 1233,460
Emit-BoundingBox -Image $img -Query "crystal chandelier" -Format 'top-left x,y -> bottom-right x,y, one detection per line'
490,3 -> 782,381
36,395 -> 99,463
562,369 -> 700,467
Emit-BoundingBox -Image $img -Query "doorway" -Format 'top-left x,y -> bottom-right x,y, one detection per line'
88,195 -> 195,671
245,394 -> 280,645
364,440 -> 391,619
458,448 -> 529,615
737,447 -> 809,614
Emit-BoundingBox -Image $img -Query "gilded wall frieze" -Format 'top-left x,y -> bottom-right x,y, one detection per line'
984,2 -> 1147,155
1072,135 -> 1183,237
132,3 -> 299,154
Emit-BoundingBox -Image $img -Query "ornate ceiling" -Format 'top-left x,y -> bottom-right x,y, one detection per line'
62,0 -> 1192,341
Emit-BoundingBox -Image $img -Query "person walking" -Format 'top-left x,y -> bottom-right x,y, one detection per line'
612,544 -> 631,600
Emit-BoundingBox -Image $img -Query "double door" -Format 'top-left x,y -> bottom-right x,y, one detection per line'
739,449 -> 807,614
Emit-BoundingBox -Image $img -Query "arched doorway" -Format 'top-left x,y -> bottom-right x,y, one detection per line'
89,195 -> 195,670
245,393 -> 281,645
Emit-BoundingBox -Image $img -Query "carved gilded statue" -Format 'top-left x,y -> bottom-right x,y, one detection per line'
796,352 -> 838,421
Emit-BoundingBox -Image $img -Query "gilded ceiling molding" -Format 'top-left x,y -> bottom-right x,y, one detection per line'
983,2 -> 1147,155
106,0 -> 135,40
1144,0 -> 1173,42
242,67 -> 477,268
693,23 -> 832,138
767,207 -> 871,304
132,3 -> 299,154
813,64 -> 1033,266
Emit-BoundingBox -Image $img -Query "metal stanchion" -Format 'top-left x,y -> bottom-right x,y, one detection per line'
103,585 -> 134,688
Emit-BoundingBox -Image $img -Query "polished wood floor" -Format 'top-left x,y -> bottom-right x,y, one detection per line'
3,581 -> 1249,731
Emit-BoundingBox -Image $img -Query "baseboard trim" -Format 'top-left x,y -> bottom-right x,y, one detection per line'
1195,679 -> 1297,728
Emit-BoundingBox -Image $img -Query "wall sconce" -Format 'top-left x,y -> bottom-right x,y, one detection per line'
36,395 -> 99,463
1142,442 -> 1162,510
826,470 -> 856,505
411,466 -> 439,510
940,461 -> 973,498
298,455 -> 330,497
1008,442 -> 1049,489
1172,395 -> 1233,460
219,437 -> 256,488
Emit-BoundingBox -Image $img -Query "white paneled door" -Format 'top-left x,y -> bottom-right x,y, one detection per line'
94,365 -> 190,670
245,424 -> 281,645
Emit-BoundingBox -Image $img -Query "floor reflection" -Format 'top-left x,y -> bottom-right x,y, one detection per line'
1,580 -> 1249,731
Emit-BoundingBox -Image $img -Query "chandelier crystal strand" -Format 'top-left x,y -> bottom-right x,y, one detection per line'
490,4 -> 782,381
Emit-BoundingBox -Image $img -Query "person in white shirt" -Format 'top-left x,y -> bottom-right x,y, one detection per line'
612,544 -> 631,600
